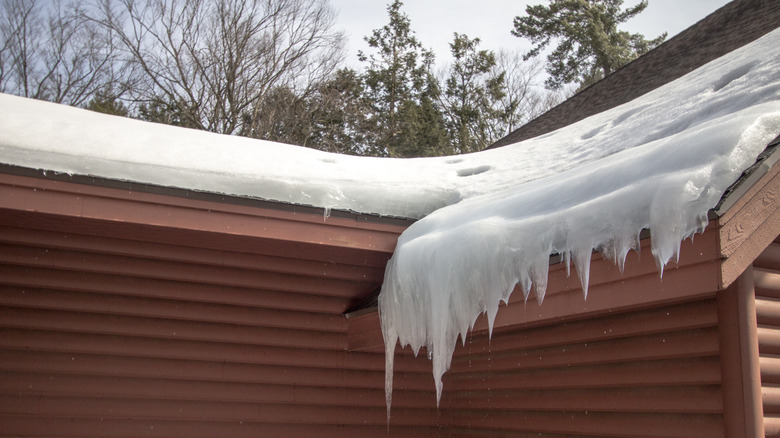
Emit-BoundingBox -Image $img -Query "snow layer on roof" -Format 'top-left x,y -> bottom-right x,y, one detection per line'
1,27 -> 780,422
378,28 -> 780,417
0,35 -> 772,222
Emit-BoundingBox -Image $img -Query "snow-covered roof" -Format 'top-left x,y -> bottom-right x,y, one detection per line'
379,27 -> 780,415
1,27 -> 780,419
491,0 -> 780,148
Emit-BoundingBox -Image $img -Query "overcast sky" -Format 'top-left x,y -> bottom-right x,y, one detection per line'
329,0 -> 732,69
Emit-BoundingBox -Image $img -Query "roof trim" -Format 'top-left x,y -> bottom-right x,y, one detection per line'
714,136 -> 780,218
0,163 -> 416,228
0,172 -> 409,260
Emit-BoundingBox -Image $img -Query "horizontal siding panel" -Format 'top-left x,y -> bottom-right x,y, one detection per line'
0,176 -> 440,436
448,431 -> 606,438
758,286 -> 780,300
0,349 -> 431,390
351,298 -> 719,354
449,411 -> 723,438
453,328 -> 719,372
0,371 -> 433,409
449,432 -> 587,438
768,416 -> 780,438
445,298 -> 723,436
464,299 -> 718,355
0,415 -> 441,438
0,286 -> 344,332
755,242 -> 780,270
759,327 -> 780,355
450,357 -> 721,391
756,268 -> 780,297
0,394 -> 440,427
448,385 -> 722,414
0,207 -> 398,267
0,307 -> 345,350
0,225 -> 386,282
0,243 -> 371,298
764,386 -> 780,414
758,239 -> 780,436
0,328 -> 430,373
757,296 -> 780,326
0,264 -> 351,313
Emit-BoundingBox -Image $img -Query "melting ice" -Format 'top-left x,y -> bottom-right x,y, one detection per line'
379,29 -> 780,416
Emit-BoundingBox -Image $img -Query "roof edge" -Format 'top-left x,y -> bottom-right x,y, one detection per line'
713,136 -> 780,218
0,163 -> 417,228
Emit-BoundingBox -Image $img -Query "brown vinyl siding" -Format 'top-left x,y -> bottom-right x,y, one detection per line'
0,173 -> 440,437
756,238 -> 780,436
1,151 -> 778,436
442,298 -> 724,437
348,229 -> 735,436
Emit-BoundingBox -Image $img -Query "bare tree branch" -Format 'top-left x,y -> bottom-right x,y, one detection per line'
0,0 -> 122,105
88,0 -> 344,135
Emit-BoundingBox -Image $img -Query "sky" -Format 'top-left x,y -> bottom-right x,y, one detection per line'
329,0 -> 732,69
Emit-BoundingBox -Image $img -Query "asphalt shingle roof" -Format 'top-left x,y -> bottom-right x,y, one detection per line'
491,0 -> 780,148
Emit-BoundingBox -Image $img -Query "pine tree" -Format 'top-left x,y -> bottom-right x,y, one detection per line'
85,88 -> 129,117
137,97 -> 200,129
512,0 -> 666,90
394,75 -> 450,157
308,68 -> 380,155
441,33 -> 505,154
358,0 -> 446,157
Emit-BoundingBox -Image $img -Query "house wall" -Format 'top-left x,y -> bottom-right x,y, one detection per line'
0,173 -> 441,437
435,235 -> 779,438
444,298 -> 723,437
2,168 -> 777,437
345,226 -> 737,436
756,237 -> 780,436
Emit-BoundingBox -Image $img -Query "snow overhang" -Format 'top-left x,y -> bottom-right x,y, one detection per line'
714,135 -> 780,218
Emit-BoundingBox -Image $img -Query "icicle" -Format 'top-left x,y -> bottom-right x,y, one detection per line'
519,272 -> 532,303
531,255 -> 550,304
382,325 -> 397,425
486,305 -> 498,339
574,247 -> 592,300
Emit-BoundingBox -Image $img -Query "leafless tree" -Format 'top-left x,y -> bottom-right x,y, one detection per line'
489,50 -> 567,139
89,0 -> 345,135
0,0 -> 121,106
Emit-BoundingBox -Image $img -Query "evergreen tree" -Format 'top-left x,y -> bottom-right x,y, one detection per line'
308,68 -> 380,156
241,69 -> 379,155
137,97 -> 200,129
358,0 -> 446,157
512,0 -> 666,90
85,88 -> 129,117
441,33 -> 505,154
394,75 -> 450,157
249,85 -> 313,146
